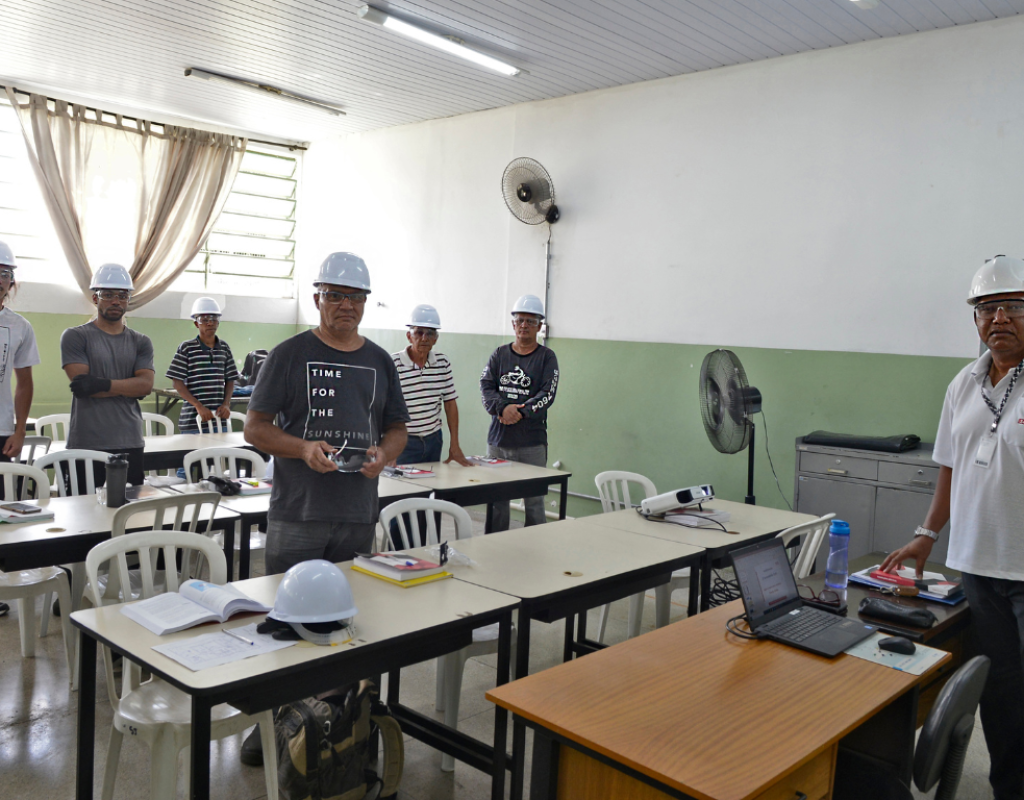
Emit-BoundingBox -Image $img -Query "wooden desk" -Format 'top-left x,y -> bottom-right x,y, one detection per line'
392,461 -> 572,530
72,566 -> 519,800
587,500 -> 814,613
48,432 -> 255,471
489,602 -> 949,800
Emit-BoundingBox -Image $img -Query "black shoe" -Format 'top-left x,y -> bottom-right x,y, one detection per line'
240,724 -> 264,767
52,598 -> 61,617
0,602 -> 8,617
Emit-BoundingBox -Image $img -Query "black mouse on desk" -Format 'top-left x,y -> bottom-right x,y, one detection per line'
878,636 -> 916,655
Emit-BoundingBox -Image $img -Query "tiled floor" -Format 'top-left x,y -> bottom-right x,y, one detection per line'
0,513 -> 997,800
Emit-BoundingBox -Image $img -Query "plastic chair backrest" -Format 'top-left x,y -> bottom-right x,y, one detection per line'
200,417 -> 231,433
776,514 -> 836,580
140,412 -> 174,436
36,413 -> 71,443
183,447 -> 267,481
378,498 -> 474,549
20,435 -> 51,465
33,449 -> 111,497
595,470 -> 658,512
110,491 -> 222,542
0,463 -> 50,501
85,529 -> 228,706
914,655 -> 991,798
229,411 -> 247,431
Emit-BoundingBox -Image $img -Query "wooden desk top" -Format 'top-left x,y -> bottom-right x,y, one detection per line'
72,565 -> 518,693
488,601 -> 947,800
412,518 -> 702,601
585,500 -> 814,551
392,461 -> 570,491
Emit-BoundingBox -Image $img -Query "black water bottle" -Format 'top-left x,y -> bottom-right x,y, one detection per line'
106,453 -> 128,508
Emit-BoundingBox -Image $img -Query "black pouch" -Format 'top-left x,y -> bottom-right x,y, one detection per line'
859,597 -> 937,628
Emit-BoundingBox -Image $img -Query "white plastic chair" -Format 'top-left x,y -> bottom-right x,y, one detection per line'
34,449 -> 111,497
35,413 -> 71,442
19,435 -> 51,465
183,447 -> 267,567
777,513 -> 836,580
379,497 -> 515,772
86,530 -> 278,800
140,412 -> 174,436
0,463 -> 75,676
595,471 -> 691,639
229,410 -> 247,430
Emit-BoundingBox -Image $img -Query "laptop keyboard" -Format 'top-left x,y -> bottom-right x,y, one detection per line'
764,608 -> 838,642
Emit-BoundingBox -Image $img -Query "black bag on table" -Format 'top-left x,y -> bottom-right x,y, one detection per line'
276,679 -> 403,800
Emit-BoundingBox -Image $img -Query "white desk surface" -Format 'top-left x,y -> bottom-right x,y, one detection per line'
71,565 -> 518,692
408,518 -> 702,601
48,431 -> 251,456
392,461 -> 569,492
0,493 -> 237,549
584,500 -> 815,550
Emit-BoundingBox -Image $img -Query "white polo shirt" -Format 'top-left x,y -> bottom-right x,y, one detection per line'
391,348 -> 458,437
935,351 -> 1024,579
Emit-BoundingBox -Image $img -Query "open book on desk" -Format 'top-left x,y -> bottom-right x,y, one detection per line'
121,579 -> 271,635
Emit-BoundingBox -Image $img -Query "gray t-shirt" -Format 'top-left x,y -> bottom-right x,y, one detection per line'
60,322 -> 155,450
249,331 -> 410,524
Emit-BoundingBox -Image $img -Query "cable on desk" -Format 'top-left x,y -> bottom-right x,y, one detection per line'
634,506 -> 730,533
725,613 -> 764,640
708,568 -> 742,607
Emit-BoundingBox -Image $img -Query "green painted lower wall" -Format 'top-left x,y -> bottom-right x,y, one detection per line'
21,312 -> 972,518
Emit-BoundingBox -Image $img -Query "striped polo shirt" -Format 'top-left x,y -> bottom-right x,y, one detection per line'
391,348 -> 458,436
165,336 -> 240,432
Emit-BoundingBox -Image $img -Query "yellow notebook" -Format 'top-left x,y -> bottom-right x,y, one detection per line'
351,564 -> 454,588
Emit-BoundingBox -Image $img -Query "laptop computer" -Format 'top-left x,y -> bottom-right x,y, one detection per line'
730,538 -> 876,657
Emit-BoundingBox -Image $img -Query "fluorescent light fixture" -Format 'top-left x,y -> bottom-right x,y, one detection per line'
849,0 -> 879,8
357,5 -> 521,77
184,68 -> 346,116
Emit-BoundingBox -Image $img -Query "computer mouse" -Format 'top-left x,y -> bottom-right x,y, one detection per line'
878,636 -> 916,655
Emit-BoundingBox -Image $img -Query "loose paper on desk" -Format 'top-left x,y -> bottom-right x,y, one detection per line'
152,623 -> 295,671
844,632 -> 947,676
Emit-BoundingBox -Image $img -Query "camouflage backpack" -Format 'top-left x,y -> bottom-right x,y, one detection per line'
275,680 -> 403,800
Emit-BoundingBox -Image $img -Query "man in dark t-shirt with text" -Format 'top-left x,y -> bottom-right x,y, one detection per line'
245,252 -> 409,575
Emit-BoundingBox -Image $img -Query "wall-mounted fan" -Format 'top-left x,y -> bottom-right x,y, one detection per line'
501,157 -> 560,337
699,348 -> 763,505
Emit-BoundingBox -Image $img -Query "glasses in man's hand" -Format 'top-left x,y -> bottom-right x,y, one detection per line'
797,585 -> 841,606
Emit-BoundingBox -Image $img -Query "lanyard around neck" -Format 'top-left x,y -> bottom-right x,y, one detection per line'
981,359 -> 1024,433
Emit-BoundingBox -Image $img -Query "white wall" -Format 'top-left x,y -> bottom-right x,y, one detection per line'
300,14 -> 1024,359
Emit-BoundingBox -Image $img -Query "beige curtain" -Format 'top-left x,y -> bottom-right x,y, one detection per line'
5,89 -> 246,309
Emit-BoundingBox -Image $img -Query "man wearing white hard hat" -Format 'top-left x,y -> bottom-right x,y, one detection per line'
60,264 -> 154,488
882,255 -> 1024,800
391,304 -> 471,467
480,294 -> 559,529
165,297 -> 239,435
245,252 -> 409,574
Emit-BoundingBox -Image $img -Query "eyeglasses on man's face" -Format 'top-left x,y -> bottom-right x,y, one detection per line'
974,299 -> 1024,321
512,316 -> 541,329
96,290 -> 131,302
409,327 -> 438,339
0,269 -> 14,282
195,315 -> 220,325
318,290 -> 367,305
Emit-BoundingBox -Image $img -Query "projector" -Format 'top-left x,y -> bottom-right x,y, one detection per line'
640,484 -> 715,517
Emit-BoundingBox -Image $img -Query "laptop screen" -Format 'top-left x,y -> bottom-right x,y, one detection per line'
731,538 -> 802,625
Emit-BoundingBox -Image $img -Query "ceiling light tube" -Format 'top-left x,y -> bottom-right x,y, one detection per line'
184,68 -> 346,116
357,5 -> 521,77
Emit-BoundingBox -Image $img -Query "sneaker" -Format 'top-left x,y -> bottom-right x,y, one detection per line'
0,602 -> 8,617
240,724 -> 264,767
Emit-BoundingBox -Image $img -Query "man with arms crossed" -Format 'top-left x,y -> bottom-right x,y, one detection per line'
60,264 -> 154,488
883,255 -> 1024,800
480,294 -> 559,530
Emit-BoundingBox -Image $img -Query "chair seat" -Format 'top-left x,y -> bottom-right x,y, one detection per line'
212,530 -> 267,551
472,622 -> 501,643
670,567 -> 690,580
0,567 -> 66,590
118,677 -> 248,729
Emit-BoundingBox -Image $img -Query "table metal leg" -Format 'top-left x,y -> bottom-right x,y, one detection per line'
558,479 -> 568,520
699,554 -> 713,612
76,633 -> 97,800
238,515 -> 253,580
485,502 -> 495,533
562,613 -> 575,662
221,523 -> 236,583
510,611 -> 532,800
190,695 -> 213,800
687,563 -> 701,617
491,611 -> 513,800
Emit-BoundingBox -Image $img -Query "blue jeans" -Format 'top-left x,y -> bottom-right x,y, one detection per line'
176,429 -> 203,479
390,431 -> 443,549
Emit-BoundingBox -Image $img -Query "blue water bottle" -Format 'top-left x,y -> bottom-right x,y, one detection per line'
824,519 -> 851,592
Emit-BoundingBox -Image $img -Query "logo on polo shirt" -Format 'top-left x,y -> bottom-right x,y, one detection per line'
1018,418 -> 1024,424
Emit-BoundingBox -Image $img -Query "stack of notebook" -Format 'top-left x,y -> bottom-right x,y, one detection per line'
352,553 -> 452,587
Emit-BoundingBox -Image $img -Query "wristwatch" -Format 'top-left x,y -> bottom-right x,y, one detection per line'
914,526 -> 939,541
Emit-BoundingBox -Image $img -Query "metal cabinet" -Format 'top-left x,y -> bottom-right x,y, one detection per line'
794,438 -> 949,561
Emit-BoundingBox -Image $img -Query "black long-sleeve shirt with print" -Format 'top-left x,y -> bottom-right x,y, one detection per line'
480,343 -> 559,448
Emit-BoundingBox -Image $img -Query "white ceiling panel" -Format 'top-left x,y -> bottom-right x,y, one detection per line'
1,0 -> 1021,145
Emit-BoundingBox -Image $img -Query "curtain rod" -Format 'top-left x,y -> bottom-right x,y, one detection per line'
1,84 -> 309,151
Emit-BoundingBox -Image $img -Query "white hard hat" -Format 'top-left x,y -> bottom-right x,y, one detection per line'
968,255 -> 1024,305
0,241 -> 17,269
511,294 -> 545,319
90,263 -> 134,291
269,559 -> 358,645
190,297 -> 222,318
315,252 -> 371,293
408,304 -> 441,329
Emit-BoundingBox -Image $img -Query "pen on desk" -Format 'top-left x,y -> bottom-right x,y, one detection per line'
224,628 -> 255,646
